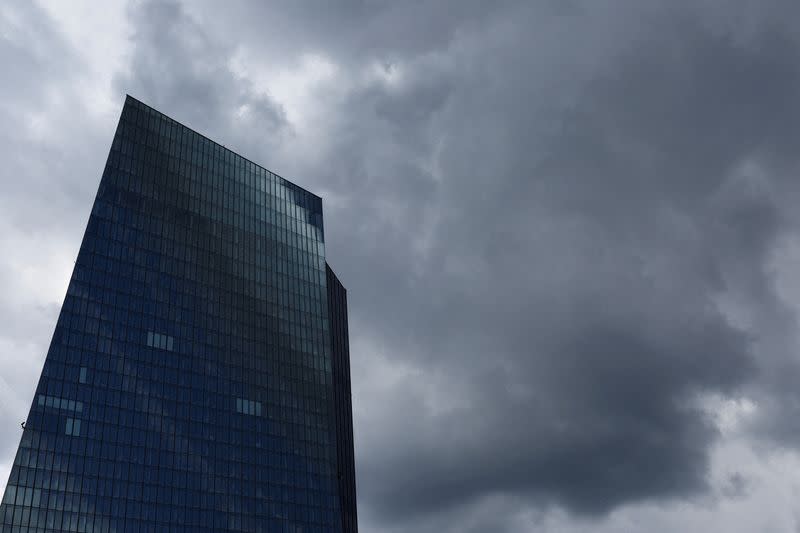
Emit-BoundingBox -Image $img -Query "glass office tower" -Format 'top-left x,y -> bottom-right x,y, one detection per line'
0,96 -> 357,533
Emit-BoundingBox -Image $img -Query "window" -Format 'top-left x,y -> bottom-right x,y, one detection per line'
65,418 -> 81,437
79,367 -> 88,384
235,398 -> 262,416
147,331 -> 175,351
2,485 -> 15,505
38,395 -> 83,413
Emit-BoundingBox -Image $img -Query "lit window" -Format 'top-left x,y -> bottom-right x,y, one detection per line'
147,331 -> 175,351
38,395 -> 82,413
65,418 -> 81,437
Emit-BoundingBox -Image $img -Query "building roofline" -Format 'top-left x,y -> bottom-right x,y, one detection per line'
325,262 -> 347,293
124,93 -> 322,202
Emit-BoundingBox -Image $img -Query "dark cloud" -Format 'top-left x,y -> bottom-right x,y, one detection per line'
191,0 -> 523,66
113,0 -> 288,170
283,1 -> 800,528
0,0 -> 102,229
5,0 -> 800,531
109,0 -> 800,529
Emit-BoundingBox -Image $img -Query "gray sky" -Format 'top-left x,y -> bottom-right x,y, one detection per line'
3,0 -> 800,531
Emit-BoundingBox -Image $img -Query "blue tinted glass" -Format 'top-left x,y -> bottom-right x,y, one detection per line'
0,96 -> 357,532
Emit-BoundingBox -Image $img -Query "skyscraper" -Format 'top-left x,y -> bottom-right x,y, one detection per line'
0,96 -> 357,532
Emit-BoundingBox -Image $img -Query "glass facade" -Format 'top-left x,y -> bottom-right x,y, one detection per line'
325,267 -> 356,533
0,96 -> 357,533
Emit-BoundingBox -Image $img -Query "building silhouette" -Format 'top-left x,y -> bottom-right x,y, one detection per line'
0,96 -> 357,532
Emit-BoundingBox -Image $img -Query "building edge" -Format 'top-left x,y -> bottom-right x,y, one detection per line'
326,263 -> 358,533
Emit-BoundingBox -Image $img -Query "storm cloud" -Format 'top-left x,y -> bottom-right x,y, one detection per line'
4,1 -> 800,531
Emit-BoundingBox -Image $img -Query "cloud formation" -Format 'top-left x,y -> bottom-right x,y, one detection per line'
4,1 -> 800,531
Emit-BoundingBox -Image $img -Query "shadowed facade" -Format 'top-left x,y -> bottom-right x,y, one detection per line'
0,96 -> 357,533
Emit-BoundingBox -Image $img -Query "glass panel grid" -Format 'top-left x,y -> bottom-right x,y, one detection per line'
0,96 -> 355,533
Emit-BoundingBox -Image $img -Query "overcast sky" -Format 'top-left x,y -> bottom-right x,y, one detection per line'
4,0 -> 800,531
